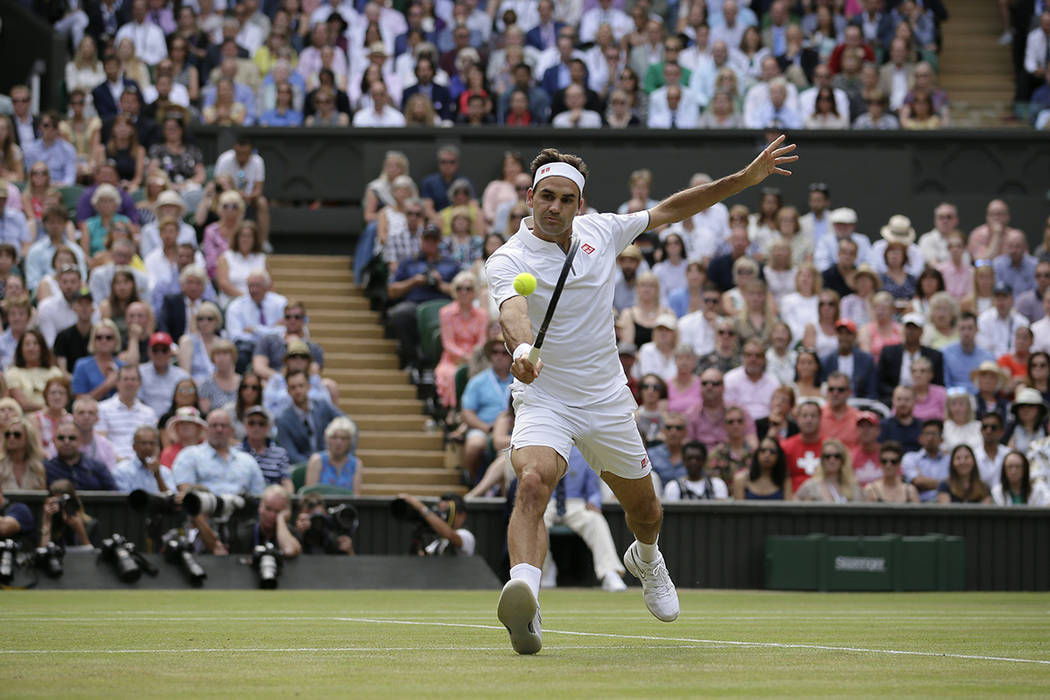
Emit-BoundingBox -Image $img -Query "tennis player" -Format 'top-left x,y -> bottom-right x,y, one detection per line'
487,136 -> 798,655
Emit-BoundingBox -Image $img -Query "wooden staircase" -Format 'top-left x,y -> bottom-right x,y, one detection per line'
267,255 -> 465,497
938,0 -> 1019,126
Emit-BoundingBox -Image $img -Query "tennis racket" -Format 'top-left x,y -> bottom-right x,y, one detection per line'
528,237 -> 580,364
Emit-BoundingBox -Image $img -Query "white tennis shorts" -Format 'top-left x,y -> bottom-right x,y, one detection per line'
511,384 -> 652,480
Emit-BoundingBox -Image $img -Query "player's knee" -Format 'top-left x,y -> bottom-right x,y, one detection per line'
516,469 -> 553,512
632,497 -> 663,529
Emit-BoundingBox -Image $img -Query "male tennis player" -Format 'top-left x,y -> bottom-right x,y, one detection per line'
487,136 -> 798,655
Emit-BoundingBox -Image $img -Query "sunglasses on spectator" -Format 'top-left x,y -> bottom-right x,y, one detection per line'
827,386 -> 849,393
640,382 -> 661,390
717,330 -> 735,336
284,313 -> 303,320
881,457 -> 901,465
242,384 -> 261,391
406,210 -> 423,216
95,334 -> 115,341
701,380 -> 722,387
665,424 -> 685,431
31,169 -> 48,176
456,286 -> 474,292
222,203 -> 240,210
821,452 -> 843,460
4,431 -> 23,439
55,435 -> 78,442
703,297 -> 719,304
246,419 -> 268,427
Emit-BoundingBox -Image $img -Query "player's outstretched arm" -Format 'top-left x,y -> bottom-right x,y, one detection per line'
499,296 -> 541,383
648,134 -> 799,230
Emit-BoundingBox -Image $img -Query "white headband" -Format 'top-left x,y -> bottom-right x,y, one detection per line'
533,161 -> 585,194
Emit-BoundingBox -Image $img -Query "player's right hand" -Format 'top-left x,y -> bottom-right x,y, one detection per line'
511,357 -> 542,383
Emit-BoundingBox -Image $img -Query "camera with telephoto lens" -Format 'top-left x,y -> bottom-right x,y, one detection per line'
32,541 -> 64,578
183,491 -> 252,519
0,538 -> 20,584
51,492 -> 81,532
303,504 -> 358,554
163,531 -> 206,587
128,489 -> 178,515
252,542 -> 283,589
390,495 -> 460,555
98,533 -> 158,583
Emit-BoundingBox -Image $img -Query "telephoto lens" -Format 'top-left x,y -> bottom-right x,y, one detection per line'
0,539 -> 19,584
33,542 -> 64,578
252,543 -> 282,589
99,535 -> 142,583
163,534 -> 206,587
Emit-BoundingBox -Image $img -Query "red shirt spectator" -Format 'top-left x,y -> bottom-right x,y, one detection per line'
780,400 -> 824,492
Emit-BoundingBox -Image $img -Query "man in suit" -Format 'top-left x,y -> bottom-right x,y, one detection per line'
91,54 -> 142,121
526,0 -> 564,51
157,265 -> 209,341
876,313 -> 944,405
276,370 -> 343,463
877,38 -> 915,111
541,29 -> 580,100
820,320 -> 877,400
86,0 -> 132,47
8,85 -> 39,149
401,56 -> 454,121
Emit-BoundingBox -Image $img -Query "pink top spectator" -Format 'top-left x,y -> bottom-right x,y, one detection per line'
435,302 -> 488,408
912,384 -> 948,422
864,321 -> 902,362
666,376 -> 701,415
202,222 -> 229,279
936,260 -> 973,299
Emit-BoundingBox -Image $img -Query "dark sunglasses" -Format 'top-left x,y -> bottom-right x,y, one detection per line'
665,425 -> 686,431
95,334 -> 115,341
880,457 -> 901,465
55,435 -> 78,442
701,380 -> 723,387
4,431 -> 23,438
822,452 -> 844,460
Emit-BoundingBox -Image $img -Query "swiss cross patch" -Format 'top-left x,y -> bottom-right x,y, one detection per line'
581,243 -> 595,254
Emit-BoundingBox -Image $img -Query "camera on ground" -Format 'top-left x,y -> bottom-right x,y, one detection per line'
252,542 -> 283,589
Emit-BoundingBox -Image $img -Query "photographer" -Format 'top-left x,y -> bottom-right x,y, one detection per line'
40,480 -> 97,550
0,484 -> 35,549
397,492 -> 475,556
294,494 -> 354,555
385,225 -> 460,373
227,485 -> 301,559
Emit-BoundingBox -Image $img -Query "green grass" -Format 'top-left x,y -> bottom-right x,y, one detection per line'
2,590 -> 1049,697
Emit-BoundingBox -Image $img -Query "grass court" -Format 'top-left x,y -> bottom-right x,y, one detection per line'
2,589 -> 1048,697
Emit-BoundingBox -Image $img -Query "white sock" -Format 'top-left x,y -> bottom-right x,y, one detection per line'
636,538 -> 659,563
509,563 -> 542,600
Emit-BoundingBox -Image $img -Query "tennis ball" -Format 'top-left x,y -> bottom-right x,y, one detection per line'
514,272 -> 537,296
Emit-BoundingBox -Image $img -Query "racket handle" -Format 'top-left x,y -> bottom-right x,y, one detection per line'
527,346 -> 540,364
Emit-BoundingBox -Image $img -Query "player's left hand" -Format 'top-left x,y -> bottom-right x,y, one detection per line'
742,134 -> 799,186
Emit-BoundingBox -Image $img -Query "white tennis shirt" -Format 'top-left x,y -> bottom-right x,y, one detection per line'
486,211 -> 650,407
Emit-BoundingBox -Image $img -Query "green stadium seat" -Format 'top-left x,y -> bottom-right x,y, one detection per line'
416,298 -> 450,369
454,364 -> 470,407
60,185 -> 84,217
290,462 -> 308,492
299,484 -> 354,497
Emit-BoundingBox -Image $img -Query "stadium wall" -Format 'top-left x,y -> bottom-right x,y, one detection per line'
193,127 -> 1050,253
10,493 -> 1048,591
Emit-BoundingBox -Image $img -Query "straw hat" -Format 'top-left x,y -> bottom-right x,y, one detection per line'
969,361 -> 1008,390
880,215 -> 916,245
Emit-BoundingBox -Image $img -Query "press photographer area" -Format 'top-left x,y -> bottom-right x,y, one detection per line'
0,490 -> 499,591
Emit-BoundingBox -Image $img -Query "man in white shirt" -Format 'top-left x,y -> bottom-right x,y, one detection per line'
647,83 -> 701,129
214,135 -> 270,246
138,331 -> 190,416
814,207 -> 874,270
485,137 -> 798,653
98,365 -> 159,463
578,0 -> 633,43
37,265 -> 97,346
1024,10 -> 1050,87
709,0 -> 753,50
551,84 -> 602,127
115,0 -> 169,65
799,64 -> 850,122
977,284 -> 1030,357
139,190 -> 197,259
743,59 -> 800,128
723,339 -> 780,420
917,202 -> 963,266
352,80 -> 408,127
226,270 -> 288,368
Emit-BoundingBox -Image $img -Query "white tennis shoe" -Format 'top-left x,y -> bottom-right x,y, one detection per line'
497,579 -> 543,655
623,542 -> 679,622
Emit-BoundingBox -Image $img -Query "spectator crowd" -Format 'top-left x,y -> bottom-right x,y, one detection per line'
19,0 -> 1050,131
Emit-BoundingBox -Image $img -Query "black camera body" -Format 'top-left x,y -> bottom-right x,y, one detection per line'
163,532 -> 206,587
128,489 -> 178,515
390,497 -> 455,555
252,542 -> 283,589
33,541 -> 65,578
98,533 -> 158,583
303,504 -> 358,554
0,538 -> 20,584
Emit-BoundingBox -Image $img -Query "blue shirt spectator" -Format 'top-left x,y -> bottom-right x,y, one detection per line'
258,108 -> 303,127
879,416 -> 922,454
391,252 -> 460,304
901,447 -> 951,502
0,207 -> 31,250
113,455 -> 176,494
172,442 -> 266,496
71,355 -> 125,399
0,495 -> 35,547
461,367 -> 512,425
24,233 -> 89,292
23,133 -> 78,186
992,252 -> 1038,297
647,443 -> 685,484
44,454 -> 119,491
942,344 -> 994,394
554,448 -> 603,509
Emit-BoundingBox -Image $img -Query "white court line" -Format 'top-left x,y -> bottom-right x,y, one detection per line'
3,614 -> 1045,623
1,615 -> 1048,666
0,645 -> 706,654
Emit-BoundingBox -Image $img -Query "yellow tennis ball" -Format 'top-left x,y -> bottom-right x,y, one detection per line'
514,272 -> 537,296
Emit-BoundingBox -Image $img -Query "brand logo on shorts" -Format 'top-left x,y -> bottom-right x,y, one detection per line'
581,243 -> 595,255
641,456 -> 649,468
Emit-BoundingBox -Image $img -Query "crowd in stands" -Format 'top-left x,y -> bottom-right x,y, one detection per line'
21,0 -> 1050,131
364,142 -> 1050,510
